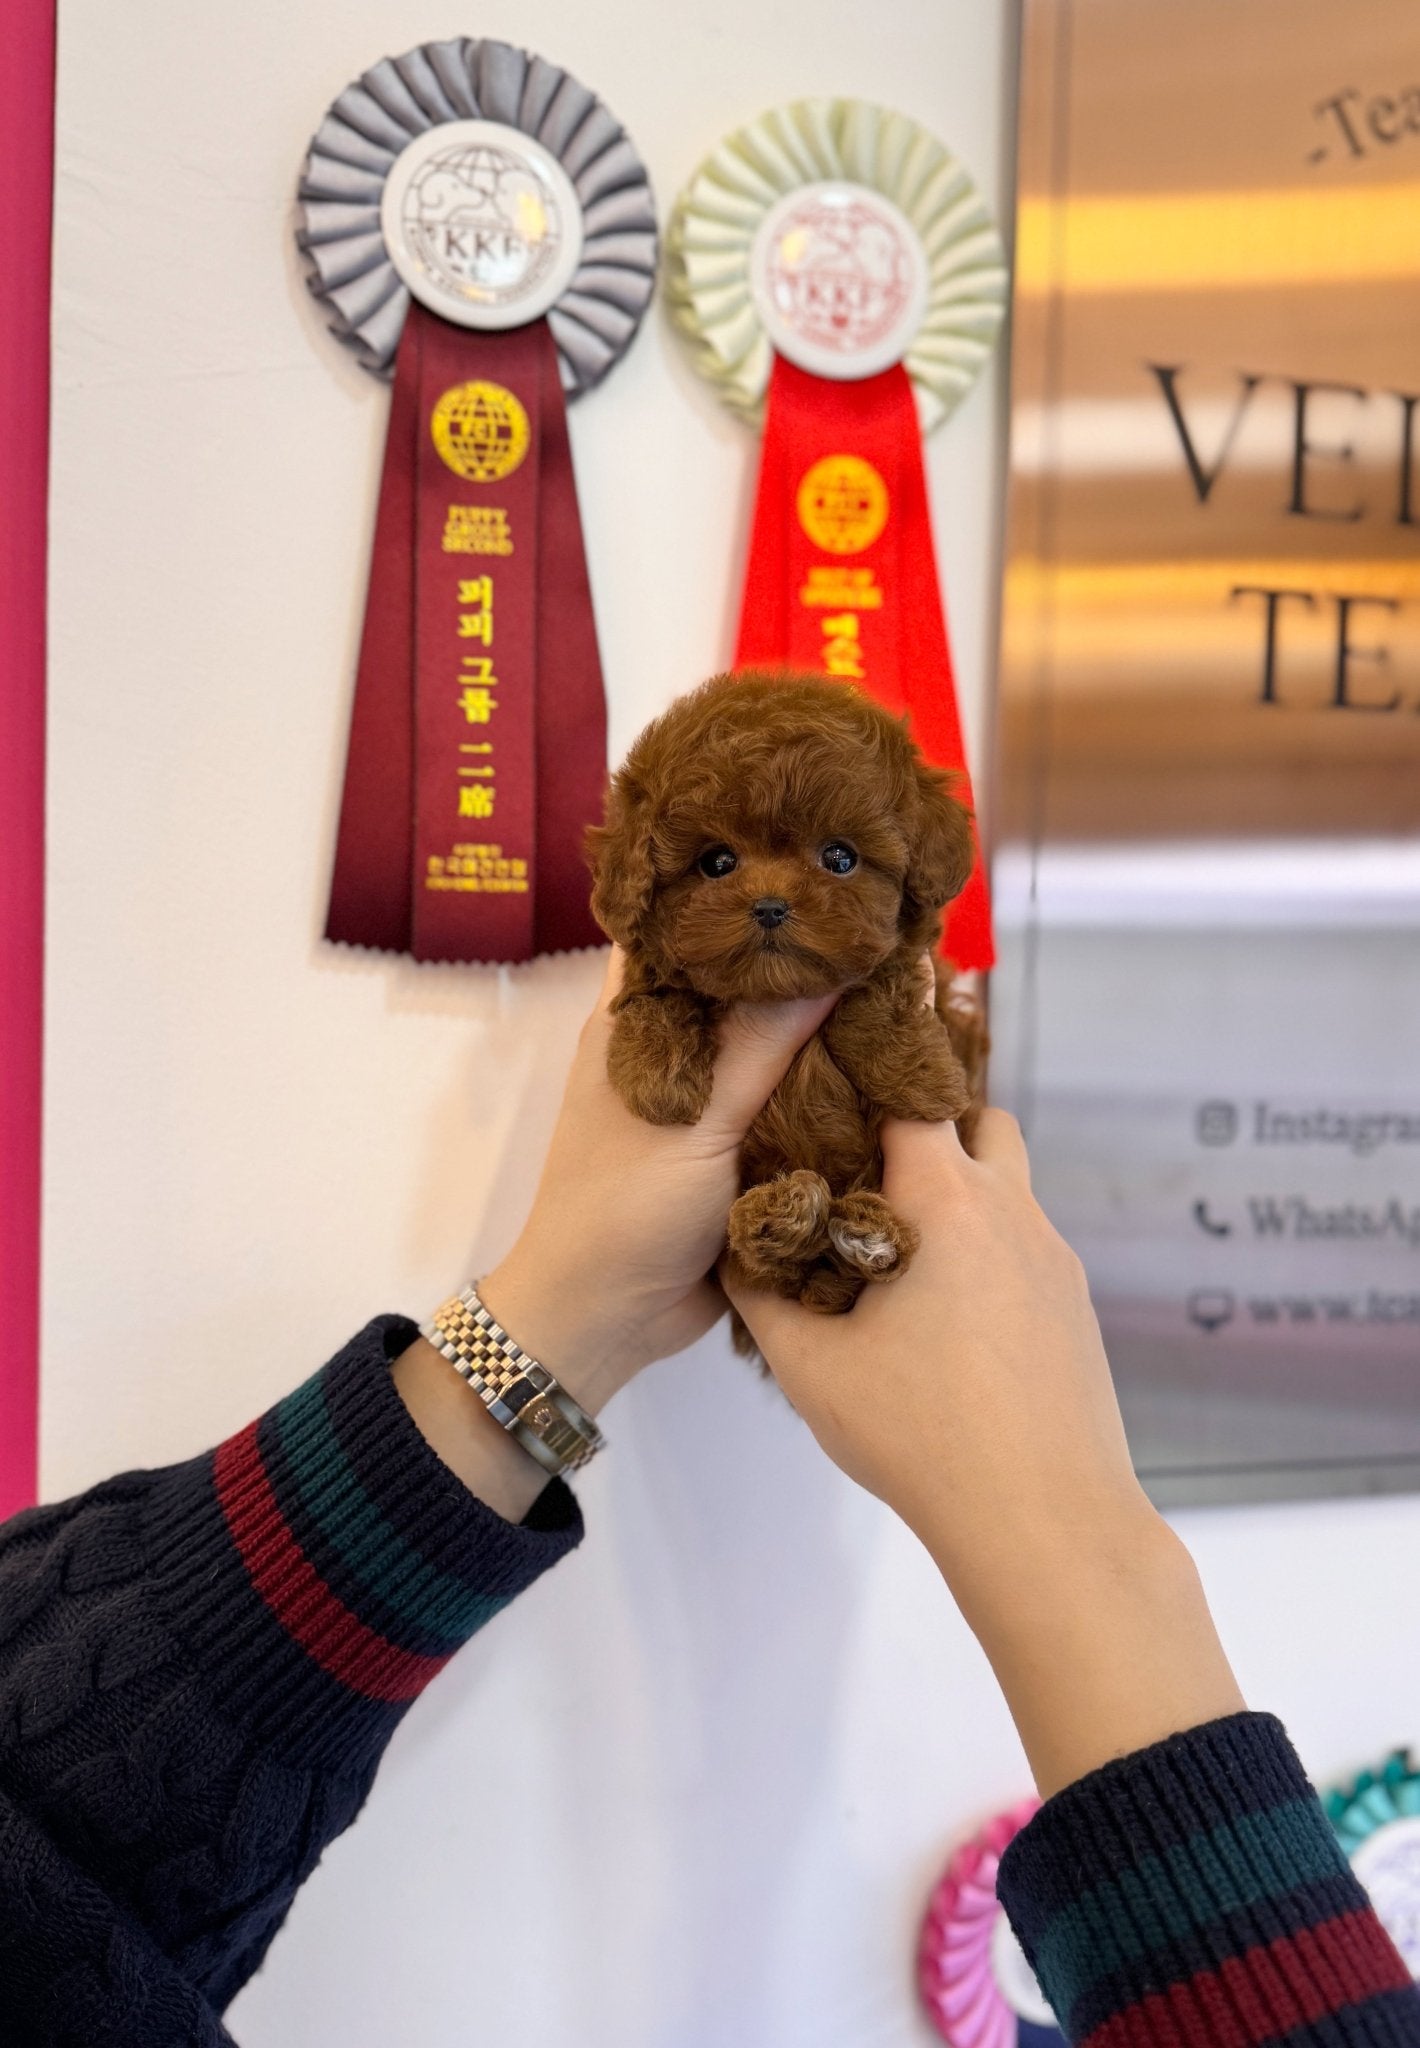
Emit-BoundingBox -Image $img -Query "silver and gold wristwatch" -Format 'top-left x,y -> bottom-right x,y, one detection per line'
420,1285 -> 605,1478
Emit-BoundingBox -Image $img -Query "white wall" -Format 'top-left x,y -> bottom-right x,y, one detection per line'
43,3 -> 1420,2045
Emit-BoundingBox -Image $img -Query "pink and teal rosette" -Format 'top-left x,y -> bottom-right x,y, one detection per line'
918,1799 -> 1064,2047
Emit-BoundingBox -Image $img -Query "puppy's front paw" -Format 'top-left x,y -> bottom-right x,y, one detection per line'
910,1047 -> 974,1125
825,1192 -> 919,1282
876,1036 -> 973,1124
612,1058 -> 713,1127
606,996 -> 715,1125
727,1171 -> 833,1284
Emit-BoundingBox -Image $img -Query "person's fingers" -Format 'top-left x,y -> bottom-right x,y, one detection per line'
594,944 -> 625,1010
566,947 -> 623,1093
970,1107 -> 1032,1186
717,1258 -> 816,1366
879,1112 -> 967,1208
704,990 -> 840,1137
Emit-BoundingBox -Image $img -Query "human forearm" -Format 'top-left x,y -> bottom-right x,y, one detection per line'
723,1108 -> 1420,2040
934,1503 -> 1244,1798
392,1325 -> 565,1526
723,1110 -> 1247,1800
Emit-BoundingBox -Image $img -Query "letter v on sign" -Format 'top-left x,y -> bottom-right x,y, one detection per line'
1148,364 -> 1263,504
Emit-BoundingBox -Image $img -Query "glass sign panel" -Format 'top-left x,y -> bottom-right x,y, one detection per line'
995,0 -> 1420,1505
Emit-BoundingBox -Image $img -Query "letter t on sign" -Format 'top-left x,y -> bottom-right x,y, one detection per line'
1230,585 -> 1317,703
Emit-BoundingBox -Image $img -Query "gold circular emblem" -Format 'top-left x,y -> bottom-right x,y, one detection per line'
796,454 -> 889,554
430,381 -> 530,482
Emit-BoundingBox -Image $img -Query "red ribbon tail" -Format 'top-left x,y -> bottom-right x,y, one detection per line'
732,352 -> 994,971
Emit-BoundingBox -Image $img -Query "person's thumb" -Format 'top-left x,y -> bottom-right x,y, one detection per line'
717,1258 -> 815,1381
704,991 -> 839,1138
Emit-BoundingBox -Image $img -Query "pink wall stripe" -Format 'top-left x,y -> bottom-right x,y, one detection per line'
0,2 -> 56,1517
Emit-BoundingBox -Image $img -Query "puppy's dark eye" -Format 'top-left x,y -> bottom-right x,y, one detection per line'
820,841 -> 859,875
697,845 -> 738,879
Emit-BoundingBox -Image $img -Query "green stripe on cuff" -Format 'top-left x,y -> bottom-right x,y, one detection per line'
1034,1796 -> 1349,2000
274,1373 -> 505,1644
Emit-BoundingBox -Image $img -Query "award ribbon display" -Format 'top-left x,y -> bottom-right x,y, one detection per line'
918,1799 -> 1065,2047
297,39 -> 656,962
666,101 -> 1007,971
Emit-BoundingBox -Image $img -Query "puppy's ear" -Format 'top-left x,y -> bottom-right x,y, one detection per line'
905,762 -> 976,913
585,774 -> 657,947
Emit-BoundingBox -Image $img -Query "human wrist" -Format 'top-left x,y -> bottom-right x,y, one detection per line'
941,1494 -> 1181,1663
947,1504 -> 1245,1799
400,1256 -> 621,1518
391,1334 -> 551,1524
476,1248 -> 638,1417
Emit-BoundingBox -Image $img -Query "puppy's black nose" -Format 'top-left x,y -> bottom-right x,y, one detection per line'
751,896 -> 790,929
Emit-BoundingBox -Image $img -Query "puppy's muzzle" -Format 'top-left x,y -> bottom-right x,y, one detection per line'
750,896 -> 790,930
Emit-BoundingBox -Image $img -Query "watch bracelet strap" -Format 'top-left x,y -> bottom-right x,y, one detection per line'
420,1285 -> 605,1477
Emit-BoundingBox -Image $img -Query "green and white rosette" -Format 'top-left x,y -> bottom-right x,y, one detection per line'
664,98 -> 1008,434
1328,1750 -> 1420,1977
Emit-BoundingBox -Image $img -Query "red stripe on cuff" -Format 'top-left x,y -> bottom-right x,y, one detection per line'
1080,1907 -> 1413,2048
214,1421 -> 452,1703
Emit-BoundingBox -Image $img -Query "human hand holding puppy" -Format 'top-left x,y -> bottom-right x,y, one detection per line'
397,944 -> 839,1519
407,941 -> 1243,1798
406,665 -> 976,1518
477,948 -> 835,1402
723,1111 -> 1246,1798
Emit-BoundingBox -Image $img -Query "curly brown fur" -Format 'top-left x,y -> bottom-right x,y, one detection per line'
586,671 -> 988,1336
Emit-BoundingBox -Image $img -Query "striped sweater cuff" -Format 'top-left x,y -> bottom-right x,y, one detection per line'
142,1315 -> 582,1771
997,1713 -> 1420,2048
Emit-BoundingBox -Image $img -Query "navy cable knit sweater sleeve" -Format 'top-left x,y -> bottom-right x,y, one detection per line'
0,1316 -> 581,2045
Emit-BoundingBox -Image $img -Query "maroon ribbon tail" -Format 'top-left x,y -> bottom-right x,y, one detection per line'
325,305 -> 607,963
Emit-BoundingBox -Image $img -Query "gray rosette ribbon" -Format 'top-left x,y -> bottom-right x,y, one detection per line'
296,37 -> 657,391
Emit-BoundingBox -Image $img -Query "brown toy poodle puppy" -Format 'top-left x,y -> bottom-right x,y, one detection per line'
586,671 -> 986,1328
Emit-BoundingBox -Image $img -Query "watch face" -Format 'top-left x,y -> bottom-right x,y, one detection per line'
750,180 -> 929,380
380,119 -> 585,330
